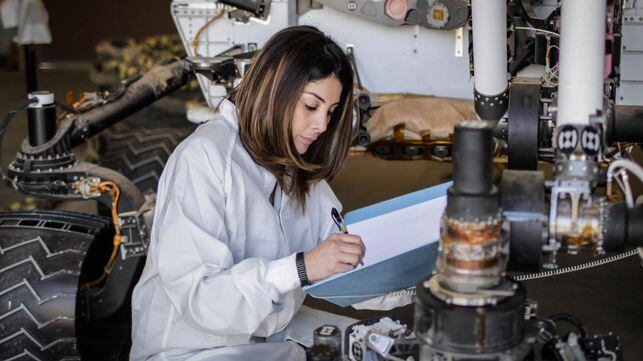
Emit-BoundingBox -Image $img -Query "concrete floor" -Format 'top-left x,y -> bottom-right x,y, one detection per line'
0,67 -> 642,359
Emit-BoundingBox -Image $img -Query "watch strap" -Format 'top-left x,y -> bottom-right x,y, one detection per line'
296,252 -> 311,286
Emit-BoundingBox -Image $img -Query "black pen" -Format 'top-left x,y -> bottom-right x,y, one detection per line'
331,207 -> 364,266
331,207 -> 348,234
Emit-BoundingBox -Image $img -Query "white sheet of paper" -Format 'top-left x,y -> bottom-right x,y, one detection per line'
346,195 -> 446,266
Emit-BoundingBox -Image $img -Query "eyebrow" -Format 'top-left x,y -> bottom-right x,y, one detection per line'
304,92 -> 340,106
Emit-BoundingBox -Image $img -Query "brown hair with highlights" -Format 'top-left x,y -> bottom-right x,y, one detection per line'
232,26 -> 354,210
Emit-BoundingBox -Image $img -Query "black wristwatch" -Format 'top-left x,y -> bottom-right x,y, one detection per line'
296,252 -> 312,286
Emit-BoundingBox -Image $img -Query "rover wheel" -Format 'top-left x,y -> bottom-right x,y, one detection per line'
0,211 -> 114,360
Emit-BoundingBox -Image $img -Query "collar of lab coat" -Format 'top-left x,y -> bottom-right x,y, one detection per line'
216,98 -> 239,128
215,98 -> 279,201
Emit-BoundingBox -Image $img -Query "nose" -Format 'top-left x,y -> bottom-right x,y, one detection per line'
312,111 -> 329,134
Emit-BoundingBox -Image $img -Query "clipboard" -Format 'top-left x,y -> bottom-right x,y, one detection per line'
303,182 -> 450,307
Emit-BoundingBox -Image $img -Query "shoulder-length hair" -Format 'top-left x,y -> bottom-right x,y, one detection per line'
232,26 -> 354,209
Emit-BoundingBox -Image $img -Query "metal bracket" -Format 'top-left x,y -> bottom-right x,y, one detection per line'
117,198 -> 154,259
455,27 -> 464,57
72,177 -> 102,199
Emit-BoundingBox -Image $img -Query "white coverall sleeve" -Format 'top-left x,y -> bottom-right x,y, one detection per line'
154,140 -> 293,336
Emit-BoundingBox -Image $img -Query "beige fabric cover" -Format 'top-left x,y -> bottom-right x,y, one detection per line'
366,96 -> 478,142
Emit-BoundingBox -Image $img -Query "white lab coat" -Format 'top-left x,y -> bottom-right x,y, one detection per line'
130,99 -> 343,361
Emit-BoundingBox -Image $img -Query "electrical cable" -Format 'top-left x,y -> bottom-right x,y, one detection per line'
608,159 -> 643,185
543,45 -> 560,86
0,98 -> 38,182
327,248 -> 639,298
347,47 -> 363,90
512,249 -> 639,281
607,159 -> 643,208
547,313 -> 588,337
80,181 -> 123,291
193,10 -> 226,57
613,172 -> 626,198
514,26 -> 560,37
617,169 -> 634,208
545,45 -> 559,66
55,100 -> 80,115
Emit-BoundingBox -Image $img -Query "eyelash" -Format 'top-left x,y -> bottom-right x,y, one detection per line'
306,104 -> 335,116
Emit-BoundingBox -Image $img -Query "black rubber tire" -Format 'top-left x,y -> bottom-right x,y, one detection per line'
0,211 -> 113,361
99,126 -> 189,195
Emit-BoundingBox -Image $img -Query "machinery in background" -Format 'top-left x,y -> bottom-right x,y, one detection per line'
171,0 -> 643,166
0,59 -> 195,360
310,0 -> 643,360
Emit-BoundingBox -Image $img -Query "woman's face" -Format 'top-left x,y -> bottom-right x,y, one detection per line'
291,75 -> 343,154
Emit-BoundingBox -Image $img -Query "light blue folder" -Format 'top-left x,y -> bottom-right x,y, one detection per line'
303,182 -> 451,307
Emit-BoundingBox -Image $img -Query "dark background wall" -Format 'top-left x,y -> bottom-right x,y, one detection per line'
41,0 -> 176,60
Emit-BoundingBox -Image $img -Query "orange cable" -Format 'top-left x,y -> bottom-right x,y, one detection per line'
81,181 -> 122,291
192,10 -> 226,56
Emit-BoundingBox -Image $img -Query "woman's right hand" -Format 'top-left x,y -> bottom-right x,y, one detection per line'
304,234 -> 366,282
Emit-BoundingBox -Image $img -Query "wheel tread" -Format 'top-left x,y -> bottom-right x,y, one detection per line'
99,127 -> 186,195
0,212 -> 111,360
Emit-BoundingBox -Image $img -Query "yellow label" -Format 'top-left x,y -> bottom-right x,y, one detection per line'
433,9 -> 444,21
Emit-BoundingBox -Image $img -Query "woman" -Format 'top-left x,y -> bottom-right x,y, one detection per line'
130,26 -> 365,360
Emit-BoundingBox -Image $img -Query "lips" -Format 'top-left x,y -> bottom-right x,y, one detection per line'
299,135 -> 316,144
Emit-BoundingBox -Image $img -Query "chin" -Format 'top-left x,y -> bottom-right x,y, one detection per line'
295,143 -> 308,154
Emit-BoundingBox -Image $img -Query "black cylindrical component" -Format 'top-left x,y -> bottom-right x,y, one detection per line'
313,325 -> 342,352
501,170 -> 546,272
507,80 -> 540,171
534,35 -> 547,65
452,122 -> 494,194
307,325 -> 341,361
23,45 -> 38,93
474,88 -> 509,122
27,91 -> 56,147
415,280 -> 527,355
604,203 -> 643,251
358,93 -> 370,110
607,105 -> 643,144
306,345 -> 339,361
356,130 -> 370,146
446,122 -> 498,220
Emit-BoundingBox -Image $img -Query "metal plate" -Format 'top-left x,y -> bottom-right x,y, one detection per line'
501,170 -> 545,272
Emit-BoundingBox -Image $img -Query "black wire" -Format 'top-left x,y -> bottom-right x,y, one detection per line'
347,48 -> 363,91
0,98 -> 38,182
547,313 -> 588,337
